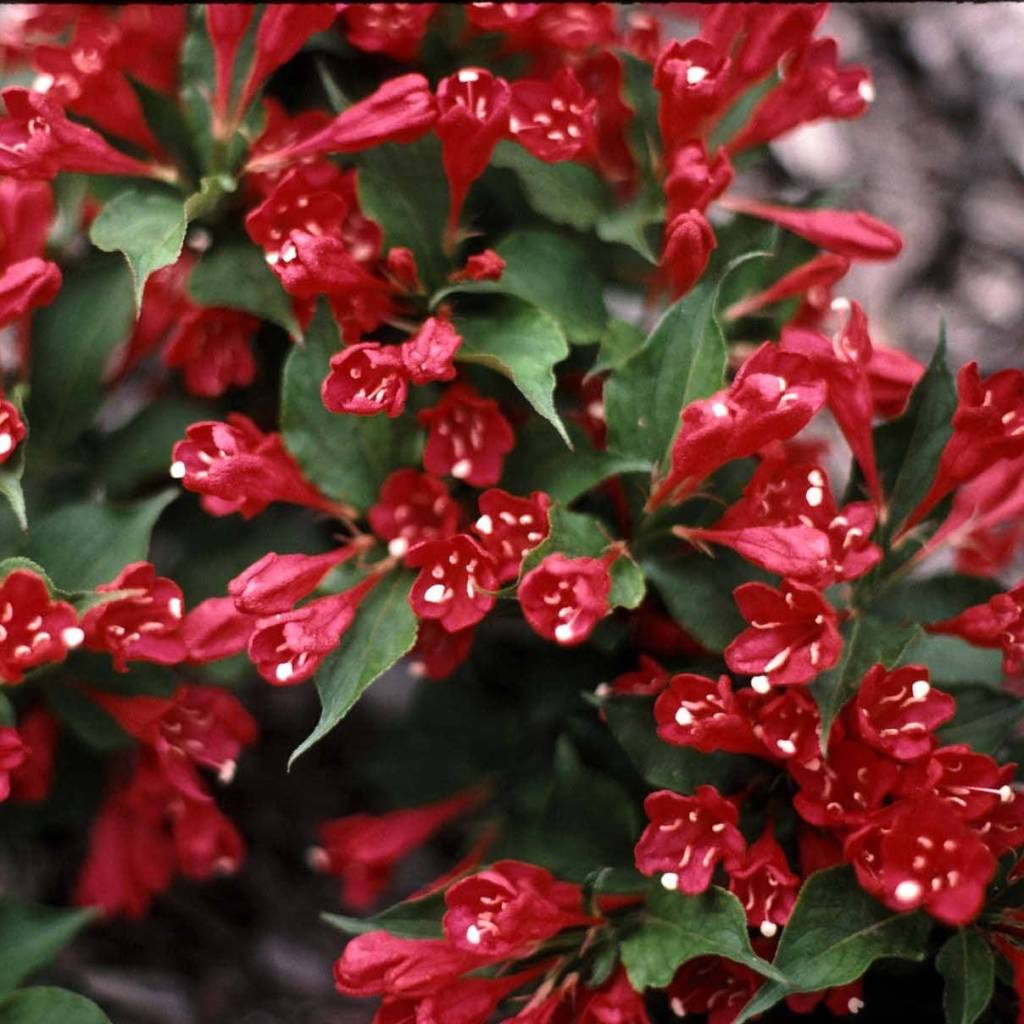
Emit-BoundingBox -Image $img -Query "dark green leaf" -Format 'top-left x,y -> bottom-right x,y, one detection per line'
595,185 -> 662,263
323,891 -> 446,940
89,186 -> 187,309
875,575 -> 1003,627
44,685 -> 132,753
291,570 -> 418,764
355,137 -> 448,292
189,235 -> 300,337
621,886 -> 782,991
0,988 -> 111,1024
280,302 -> 420,511
454,297 -> 570,445
936,929 -> 994,1024
812,616 -> 921,748
28,258 -> 135,447
901,635 -> 1004,689
129,77 -> 200,182
735,867 -> 931,1022
605,277 -> 725,467
593,319 -> 646,374
490,140 -> 611,231
938,685 -> 1024,755
0,900 -> 94,995
26,491 -> 176,591
604,696 -> 765,795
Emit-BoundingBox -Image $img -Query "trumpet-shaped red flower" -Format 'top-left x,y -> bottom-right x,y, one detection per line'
518,553 -> 612,646
322,342 -> 408,417
7,708 -> 58,803
409,621 -> 476,681
229,547 -> 358,616
725,579 -> 841,688
406,535 -> 498,633
419,384 -> 515,487
162,307 -> 257,398
82,562 -> 186,672
653,673 -> 761,755
0,726 -> 27,802
853,665 -> 955,762
444,860 -> 590,958
728,825 -> 800,937
341,4 -> 436,62
508,68 -> 596,163
745,685 -> 822,764
664,141 -> 733,219
181,597 -> 257,664
207,5 -> 252,121
665,955 -> 762,1024
400,317 -> 462,386
654,39 -> 730,154
725,252 -> 850,326
0,569 -> 81,684
634,787 -> 746,894
452,249 -> 506,283
928,584 -> 1024,675
896,745 -> 1009,822
0,257 -> 61,330
472,489 -> 550,583
791,737 -> 897,828
0,397 -> 26,462
369,470 -> 459,559
662,208 -> 717,298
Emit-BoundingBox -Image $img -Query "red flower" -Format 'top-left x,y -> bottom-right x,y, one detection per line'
465,4 -> 540,33
653,673 -> 762,756
634,787 -> 746,894
170,414 -> 335,519
452,249 -> 506,283
518,553 -> 612,646
745,686 -> 822,763
173,797 -> 245,881
406,535 -> 498,633
322,342 -> 408,418
409,621 -> 476,681
341,4 -> 437,62
928,585 -> 1024,675
7,707 -> 58,803
725,579 -> 842,688
665,955 -> 761,1024
664,141 -> 733,219
162,307 -> 258,398
896,745 -> 1009,822
609,655 -> 670,697
0,397 -> 26,462
82,562 -> 186,672
791,737 -> 897,828
662,208 -> 717,298
725,252 -> 850,326
0,257 -> 61,330
866,342 -> 924,418
508,68 -> 596,163
207,5 -> 253,122
578,969 -> 651,1024
271,229 -> 389,300
0,569 -> 81,684
472,489 -> 551,583
229,547 -> 358,616
314,790 -> 479,910
443,860 -> 590,958
655,39 -> 731,154
436,68 -> 511,230
181,597 -> 257,664
369,470 -> 460,559
0,726 -> 27,802
728,825 -> 800,937
853,665 -> 955,762
650,345 -> 827,508
248,575 -> 380,685
419,384 -> 515,487
575,52 -> 636,186
379,972 -> 541,1024
400,317 -> 462,386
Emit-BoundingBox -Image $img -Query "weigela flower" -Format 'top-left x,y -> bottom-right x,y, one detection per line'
609,655 -> 670,697
725,579 -> 842,688
650,344 -> 827,508
173,796 -> 246,881
575,52 -> 636,187
662,208 -> 717,299
853,665 -> 955,762
531,4 -> 618,52
81,561 -> 186,672
866,342 -> 924,418
0,397 -> 26,463
271,228 -> 390,301
906,363 -> 1024,530
341,4 -> 436,62
745,685 -> 823,764
728,825 -> 800,937
400,317 -> 462,386
437,68 -> 512,230
786,980 -> 866,1019
206,4 -> 252,121
472,489 -> 550,583
465,4 -> 540,34
508,68 -> 596,164
321,342 -> 408,418
229,547 -> 358,616
0,256 -> 61,330
409,621 -> 476,681
634,786 -> 746,894
7,707 -> 58,803
248,574 -> 381,685
664,141 -> 734,219
443,860 -> 591,957
665,955 -> 762,1024
369,470 -> 459,559
313,790 -> 479,910
655,39 -> 731,153
378,972 -> 542,1024
0,569 -> 81,684
974,765 -> 1024,857
725,252 -> 851,326
896,745 -> 1010,822
452,249 -> 506,283
0,726 -> 27,802
170,414 -> 335,519
161,307 -> 258,398
928,584 -> 1024,675
406,534 -> 499,633
653,673 -> 762,755
0,86 -> 162,179
181,596 -> 258,664
518,552 -> 612,646
419,384 -> 515,487
577,969 -> 651,1024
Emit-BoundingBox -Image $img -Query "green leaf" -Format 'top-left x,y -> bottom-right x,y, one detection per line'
27,258 -> 135,447
26,490 -> 176,591
621,886 -> 782,991
490,140 -> 611,231
0,988 -> 111,1024
0,390 -> 28,531
936,929 -> 994,1024
129,77 -> 200,182
280,302 -> 420,511
0,900 -> 94,995
604,276 -> 726,467
89,186 -> 187,310
938,685 -> 1024,755
875,575 -> 1003,627
594,319 -> 646,374
603,696 -> 766,795
355,137 -> 448,292
901,635 -> 1004,689
188,235 -> 300,337
454,297 -> 570,445
323,891 -> 446,940
595,185 -> 662,263
184,174 -> 237,221
877,330 -> 956,538
812,615 -> 921,748
291,570 -> 418,765
735,867 -> 931,1022
45,685 -> 132,753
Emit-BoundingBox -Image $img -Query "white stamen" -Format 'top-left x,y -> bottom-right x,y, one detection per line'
170,461 -> 187,479
858,80 -> 875,103
475,514 -> 493,535
686,65 -> 708,85
388,537 -> 409,558
61,627 -> 84,648
218,760 -> 237,784
911,680 -> 930,700
465,925 -> 482,945
423,584 -> 448,604
674,706 -> 694,727
712,401 -> 729,418
759,920 -> 778,938
0,435 -> 12,456
660,872 -> 680,891
751,675 -> 771,694
805,486 -> 824,507
275,662 -> 294,682
168,597 -> 183,619
894,879 -> 922,905
554,623 -> 575,643
849,997 -> 865,1014
451,459 -> 472,479
777,739 -> 797,756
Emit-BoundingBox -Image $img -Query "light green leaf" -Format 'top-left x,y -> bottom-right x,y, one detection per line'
936,929 -> 994,1024
0,988 -> 111,1024
89,187 -> 187,309
184,174 -> 237,221
595,185 -> 662,263
0,900 -> 95,995
291,570 -> 418,765
621,886 -> 782,991
323,891 -> 446,940
735,867 -> 931,1022
280,302 -> 420,512
455,297 -> 570,445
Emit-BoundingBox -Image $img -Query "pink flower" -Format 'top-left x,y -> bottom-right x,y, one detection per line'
518,553 -> 612,646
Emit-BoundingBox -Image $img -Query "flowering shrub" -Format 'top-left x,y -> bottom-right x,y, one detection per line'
0,4 -> 1023,1023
